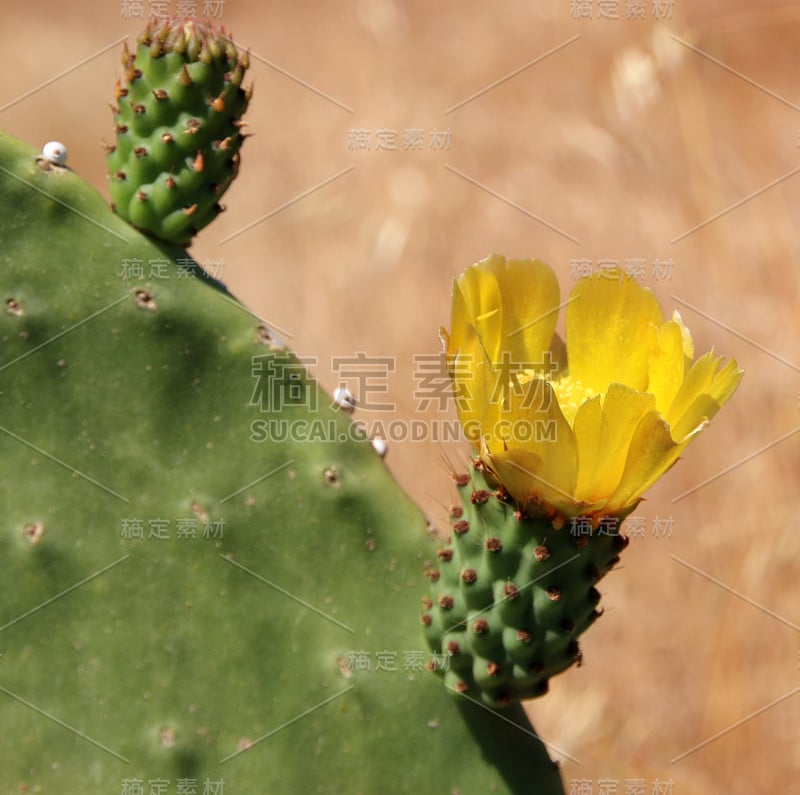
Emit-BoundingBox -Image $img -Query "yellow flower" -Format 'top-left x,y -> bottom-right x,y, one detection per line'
442,254 -> 742,521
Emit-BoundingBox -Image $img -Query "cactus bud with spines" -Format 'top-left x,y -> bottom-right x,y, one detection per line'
423,460 -> 629,708
105,17 -> 251,245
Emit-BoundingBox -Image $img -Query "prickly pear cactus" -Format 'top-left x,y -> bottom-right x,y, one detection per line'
423,462 -> 627,708
0,132 -> 566,794
422,253 -> 741,709
105,17 -> 250,245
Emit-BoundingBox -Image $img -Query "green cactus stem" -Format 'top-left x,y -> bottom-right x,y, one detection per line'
423,460 -> 628,708
105,17 -> 251,245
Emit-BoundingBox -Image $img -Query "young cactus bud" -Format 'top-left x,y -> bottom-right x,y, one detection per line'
422,461 -> 627,708
106,17 -> 251,246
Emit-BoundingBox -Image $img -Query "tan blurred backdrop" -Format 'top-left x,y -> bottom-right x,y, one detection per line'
3,1 -> 799,792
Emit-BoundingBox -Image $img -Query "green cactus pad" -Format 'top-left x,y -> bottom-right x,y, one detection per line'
0,132 -> 566,794
423,462 -> 628,708
105,18 -> 250,245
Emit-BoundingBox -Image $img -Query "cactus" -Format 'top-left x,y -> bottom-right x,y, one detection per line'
0,130 -> 566,793
105,17 -> 250,246
423,255 -> 742,707
422,461 -> 627,708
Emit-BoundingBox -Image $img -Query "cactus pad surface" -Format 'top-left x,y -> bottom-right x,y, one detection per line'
0,132 -> 565,794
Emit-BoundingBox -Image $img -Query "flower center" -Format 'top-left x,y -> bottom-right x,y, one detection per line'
550,374 -> 598,424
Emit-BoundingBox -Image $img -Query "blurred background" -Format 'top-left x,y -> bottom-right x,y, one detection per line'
3,1 -> 799,792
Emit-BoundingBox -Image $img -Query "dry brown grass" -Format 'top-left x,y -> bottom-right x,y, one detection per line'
3,1 -> 799,792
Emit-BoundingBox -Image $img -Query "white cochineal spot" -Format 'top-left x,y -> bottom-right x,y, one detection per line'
332,387 -> 357,413
371,437 -> 387,458
40,141 -> 68,166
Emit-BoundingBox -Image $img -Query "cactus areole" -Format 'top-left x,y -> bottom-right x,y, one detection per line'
105,18 -> 251,245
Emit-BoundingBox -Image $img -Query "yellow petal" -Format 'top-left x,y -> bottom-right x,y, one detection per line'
494,256 -> 561,375
450,255 -> 561,365
604,411 -> 702,515
483,380 -> 579,514
446,264 -> 502,438
567,270 -> 664,394
647,318 -> 686,415
448,258 -> 502,365
573,383 -> 656,504
489,448 -> 586,518
447,255 -> 562,448
451,349 -> 494,443
571,395 -> 602,499
486,449 -> 545,504
672,310 -> 695,360
667,353 -> 743,439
